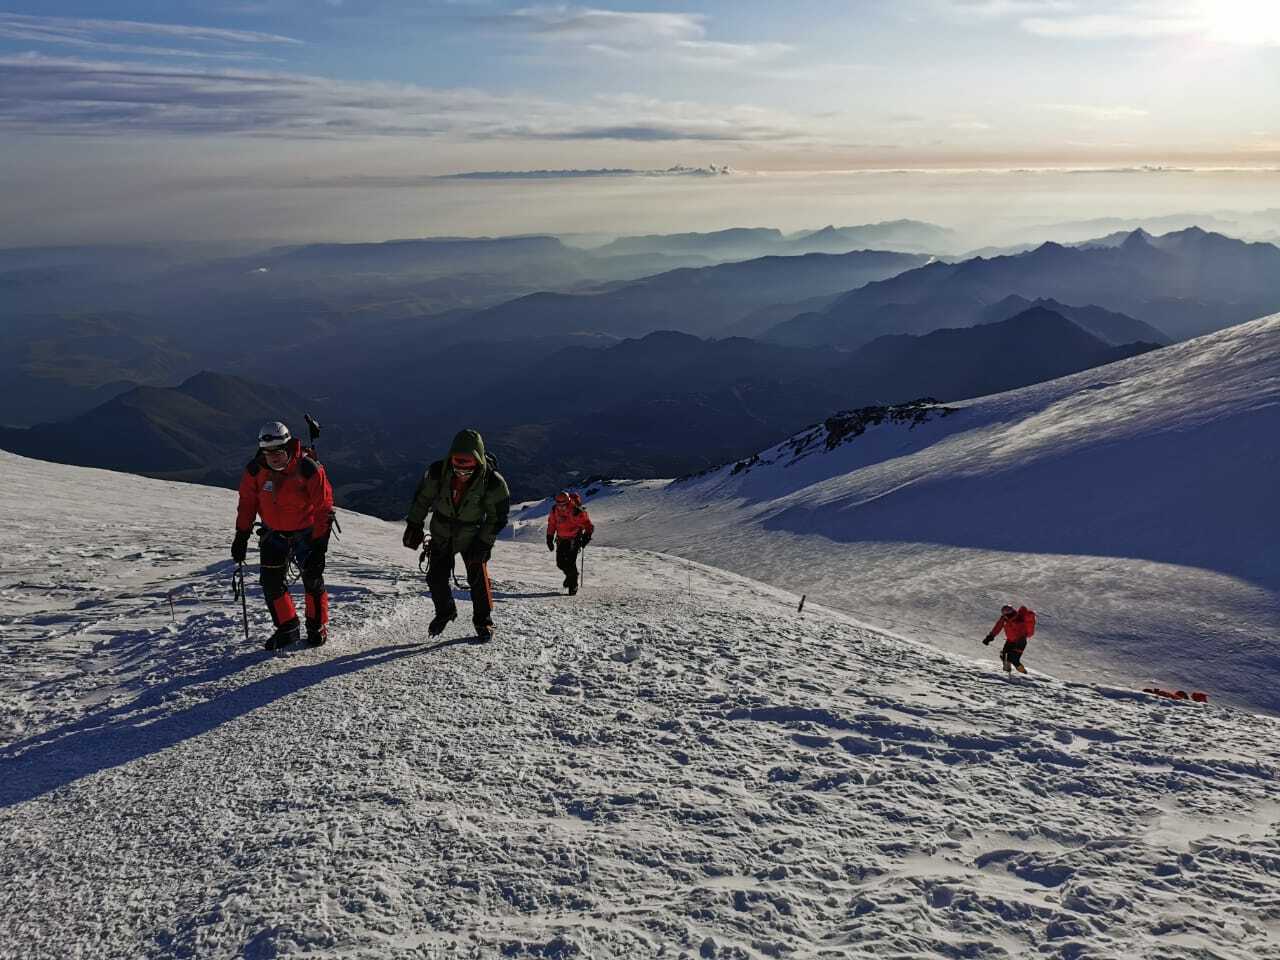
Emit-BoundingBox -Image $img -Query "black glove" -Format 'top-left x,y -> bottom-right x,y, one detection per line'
546,533 -> 555,552
577,531 -> 592,547
403,522 -> 425,550
466,541 -> 492,565
231,529 -> 251,564
982,634 -> 995,645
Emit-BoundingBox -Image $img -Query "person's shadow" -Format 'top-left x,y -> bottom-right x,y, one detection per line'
1,642 -> 427,809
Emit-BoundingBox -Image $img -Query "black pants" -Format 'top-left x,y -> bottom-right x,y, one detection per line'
1001,638 -> 1027,669
260,528 -> 328,630
555,539 -> 580,589
426,543 -> 493,627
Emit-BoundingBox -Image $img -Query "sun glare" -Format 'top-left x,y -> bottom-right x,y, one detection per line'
1199,0 -> 1280,45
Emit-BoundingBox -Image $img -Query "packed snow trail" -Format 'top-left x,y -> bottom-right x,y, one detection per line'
2,452 -> 1279,959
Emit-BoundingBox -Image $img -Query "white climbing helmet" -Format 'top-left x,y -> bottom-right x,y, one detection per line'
257,421 -> 292,450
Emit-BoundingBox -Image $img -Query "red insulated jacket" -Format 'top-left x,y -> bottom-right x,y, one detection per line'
991,607 -> 1036,643
236,438 -> 334,536
547,503 -> 594,541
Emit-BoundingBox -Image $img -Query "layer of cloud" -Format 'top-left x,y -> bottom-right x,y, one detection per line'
508,7 -> 705,44
0,12 -> 301,60
440,164 -> 733,179
154,165 -> 734,192
945,0 -> 1074,17
1022,12 -> 1202,39
0,53 -> 807,142
1044,103 -> 1150,121
947,0 -> 1280,46
500,5 -> 793,69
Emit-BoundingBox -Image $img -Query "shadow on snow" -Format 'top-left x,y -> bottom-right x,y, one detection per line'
1,642 -> 429,809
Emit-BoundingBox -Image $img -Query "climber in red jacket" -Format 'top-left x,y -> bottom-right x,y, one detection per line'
983,603 -> 1036,674
546,490 -> 594,595
232,421 -> 335,650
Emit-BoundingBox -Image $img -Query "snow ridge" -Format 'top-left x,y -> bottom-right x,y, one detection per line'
568,314 -> 1280,713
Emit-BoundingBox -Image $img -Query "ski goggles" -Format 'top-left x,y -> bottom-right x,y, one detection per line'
450,454 -> 478,476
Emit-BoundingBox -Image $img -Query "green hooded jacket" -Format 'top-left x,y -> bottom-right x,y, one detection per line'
406,429 -> 510,554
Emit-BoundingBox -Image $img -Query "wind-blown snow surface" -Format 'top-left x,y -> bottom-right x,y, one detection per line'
3,451 -> 1280,959
551,314 -> 1280,715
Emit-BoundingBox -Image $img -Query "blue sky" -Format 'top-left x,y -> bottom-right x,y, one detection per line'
1,1 -> 1277,242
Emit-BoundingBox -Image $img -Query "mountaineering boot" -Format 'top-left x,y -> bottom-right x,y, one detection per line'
568,584 -> 578,596
305,619 -> 327,647
265,619 -> 301,651
474,622 -> 495,643
1015,664 -> 1027,674
428,607 -> 458,638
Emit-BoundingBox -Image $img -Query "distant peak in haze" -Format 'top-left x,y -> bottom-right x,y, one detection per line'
438,165 -> 734,180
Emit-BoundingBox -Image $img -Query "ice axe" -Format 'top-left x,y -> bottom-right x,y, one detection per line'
304,412 -> 321,456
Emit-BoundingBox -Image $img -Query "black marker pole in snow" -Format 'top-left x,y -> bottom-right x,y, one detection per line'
797,594 -> 806,615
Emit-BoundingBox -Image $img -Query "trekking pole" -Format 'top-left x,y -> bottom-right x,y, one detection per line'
580,545 -> 586,588
232,562 -> 249,641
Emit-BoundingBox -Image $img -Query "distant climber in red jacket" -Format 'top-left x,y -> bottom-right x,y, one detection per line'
232,421 -> 335,651
983,604 -> 1036,674
546,490 -> 594,595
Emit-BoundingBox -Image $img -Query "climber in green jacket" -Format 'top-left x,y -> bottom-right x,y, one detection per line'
402,429 -> 510,641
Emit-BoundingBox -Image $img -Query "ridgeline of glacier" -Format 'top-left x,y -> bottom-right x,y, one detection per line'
2,316 -> 1279,959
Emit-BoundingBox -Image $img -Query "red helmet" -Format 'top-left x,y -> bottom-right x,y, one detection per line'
1001,604 -> 1016,616
554,490 -> 570,504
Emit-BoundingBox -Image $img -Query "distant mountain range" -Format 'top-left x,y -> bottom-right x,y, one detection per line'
0,312 -> 193,427
592,220 -> 960,260
440,249 -> 931,342
0,373 -> 317,476
766,228 -> 1280,347
9,224 -> 1267,517
0,308 -> 1159,516
0,372 -> 408,512
10,226 -> 1256,433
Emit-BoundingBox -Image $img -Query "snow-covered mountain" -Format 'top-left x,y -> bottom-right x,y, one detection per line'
3,316 -> 1279,956
537,314 -> 1280,715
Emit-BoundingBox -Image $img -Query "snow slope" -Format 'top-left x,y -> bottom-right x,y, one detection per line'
531,314 -> 1280,714
2,451 -> 1279,959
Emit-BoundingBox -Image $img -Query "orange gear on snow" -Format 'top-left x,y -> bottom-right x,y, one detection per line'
547,501 -> 594,541
235,438 -> 334,535
990,606 -> 1036,642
